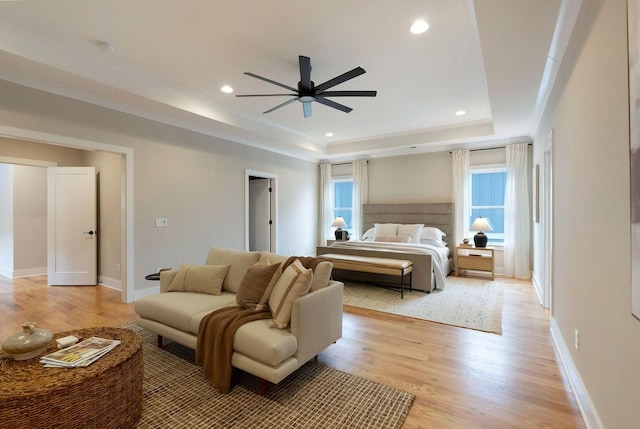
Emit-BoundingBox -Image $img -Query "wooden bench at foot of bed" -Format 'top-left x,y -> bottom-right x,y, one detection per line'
318,253 -> 413,299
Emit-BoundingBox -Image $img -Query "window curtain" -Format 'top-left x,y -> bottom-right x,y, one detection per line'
318,163 -> 333,245
451,150 -> 470,247
352,160 -> 368,240
504,143 -> 531,279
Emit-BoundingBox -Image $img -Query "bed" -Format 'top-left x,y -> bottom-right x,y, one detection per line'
316,203 -> 454,292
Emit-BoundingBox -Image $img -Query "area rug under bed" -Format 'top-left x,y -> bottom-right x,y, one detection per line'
342,276 -> 505,335
123,323 -> 415,429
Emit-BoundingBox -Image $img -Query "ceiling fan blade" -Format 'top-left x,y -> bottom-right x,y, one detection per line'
319,90 -> 377,97
302,102 -> 312,118
315,97 -> 353,113
315,67 -> 366,92
244,72 -> 298,92
236,94 -> 298,97
299,56 -> 312,91
263,97 -> 299,114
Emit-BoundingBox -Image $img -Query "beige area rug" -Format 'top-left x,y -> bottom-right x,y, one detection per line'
342,276 -> 505,335
124,323 -> 414,429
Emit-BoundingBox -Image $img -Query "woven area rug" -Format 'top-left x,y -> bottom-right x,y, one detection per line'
123,323 -> 414,428
343,276 -> 505,334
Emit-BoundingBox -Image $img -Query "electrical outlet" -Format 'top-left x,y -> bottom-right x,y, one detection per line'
155,218 -> 168,227
574,329 -> 579,350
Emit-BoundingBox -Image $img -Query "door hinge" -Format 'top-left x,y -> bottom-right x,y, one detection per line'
268,220 -> 273,225
269,187 -> 272,192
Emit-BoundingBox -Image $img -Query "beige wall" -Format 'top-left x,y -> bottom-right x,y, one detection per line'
534,0 -> 640,426
0,80 -> 318,295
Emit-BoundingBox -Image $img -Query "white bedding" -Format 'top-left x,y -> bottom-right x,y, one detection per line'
327,240 -> 449,289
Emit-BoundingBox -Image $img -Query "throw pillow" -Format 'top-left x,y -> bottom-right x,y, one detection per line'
269,259 -> 312,329
236,262 -> 281,310
374,235 -> 412,243
167,263 -> 192,292
397,224 -> 424,244
167,263 -> 230,295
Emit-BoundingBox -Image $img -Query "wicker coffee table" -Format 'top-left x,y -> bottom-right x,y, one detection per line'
0,327 -> 143,429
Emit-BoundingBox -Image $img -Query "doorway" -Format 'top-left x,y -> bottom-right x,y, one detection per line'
245,169 -> 277,252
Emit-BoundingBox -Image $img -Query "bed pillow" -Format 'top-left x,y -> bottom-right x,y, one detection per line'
420,238 -> 448,247
398,224 -> 424,244
269,259 -> 313,329
362,227 -> 376,241
421,226 -> 447,241
374,223 -> 399,237
374,235 -> 412,243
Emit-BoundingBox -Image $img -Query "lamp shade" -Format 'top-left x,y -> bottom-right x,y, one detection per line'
470,217 -> 493,232
331,217 -> 348,228
469,217 -> 493,248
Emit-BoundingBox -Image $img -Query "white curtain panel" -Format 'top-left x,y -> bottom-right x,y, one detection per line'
318,163 -> 333,245
352,160 -> 369,240
504,143 -> 531,279
451,150 -> 470,247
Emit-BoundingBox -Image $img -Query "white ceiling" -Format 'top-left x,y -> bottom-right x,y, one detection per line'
0,0 -> 577,162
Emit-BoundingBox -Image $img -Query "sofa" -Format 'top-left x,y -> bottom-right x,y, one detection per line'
135,247 -> 344,391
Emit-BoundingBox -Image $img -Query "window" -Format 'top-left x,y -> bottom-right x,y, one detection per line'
470,167 -> 505,244
333,179 -> 353,236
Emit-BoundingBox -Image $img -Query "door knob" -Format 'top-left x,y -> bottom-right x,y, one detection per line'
83,231 -> 96,235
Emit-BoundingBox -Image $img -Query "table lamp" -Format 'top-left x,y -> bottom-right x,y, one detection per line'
469,217 -> 493,248
331,216 -> 348,240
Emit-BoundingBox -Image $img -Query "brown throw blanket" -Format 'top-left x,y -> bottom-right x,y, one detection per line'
196,306 -> 272,393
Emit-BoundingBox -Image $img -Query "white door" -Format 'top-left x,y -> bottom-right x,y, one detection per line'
47,167 -> 97,285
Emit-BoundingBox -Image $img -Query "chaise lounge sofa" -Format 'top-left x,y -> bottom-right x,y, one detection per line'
135,247 -> 344,391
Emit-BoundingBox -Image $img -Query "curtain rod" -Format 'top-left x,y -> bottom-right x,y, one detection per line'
449,143 -> 531,154
320,160 -> 369,166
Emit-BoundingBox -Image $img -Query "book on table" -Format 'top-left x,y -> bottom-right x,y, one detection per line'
40,337 -> 121,368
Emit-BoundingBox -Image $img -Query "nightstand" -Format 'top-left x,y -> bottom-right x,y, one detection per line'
455,246 -> 494,280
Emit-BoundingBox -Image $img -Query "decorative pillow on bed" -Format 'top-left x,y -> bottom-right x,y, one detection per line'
420,238 -> 448,247
374,235 -> 413,243
374,223 -> 400,237
269,259 -> 313,329
421,226 -> 447,241
397,224 -> 424,244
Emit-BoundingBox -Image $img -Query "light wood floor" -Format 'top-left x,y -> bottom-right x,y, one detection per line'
0,275 -> 584,429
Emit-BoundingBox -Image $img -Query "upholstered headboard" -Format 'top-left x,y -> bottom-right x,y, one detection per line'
362,203 -> 455,246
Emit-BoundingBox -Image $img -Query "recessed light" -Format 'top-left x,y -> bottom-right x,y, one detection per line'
325,132 -> 334,137
221,85 -> 234,94
410,19 -> 429,34
455,110 -> 466,116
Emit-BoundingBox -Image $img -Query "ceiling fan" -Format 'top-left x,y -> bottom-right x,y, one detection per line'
236,55 -> 377,118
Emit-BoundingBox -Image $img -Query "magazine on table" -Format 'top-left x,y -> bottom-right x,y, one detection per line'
40,336 -> 121,368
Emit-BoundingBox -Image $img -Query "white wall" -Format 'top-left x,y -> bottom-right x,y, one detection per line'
0,80 -> 318,295
533,0 -> 640,426
12,165 -> 47,275
0,164 -> 13,277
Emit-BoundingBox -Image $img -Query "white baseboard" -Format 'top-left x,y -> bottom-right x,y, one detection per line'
549,317 -> 603,429
133,285 -> 160,301
9,267 -> 47,278
99,276 -> 122,291
532,272 -> 544,305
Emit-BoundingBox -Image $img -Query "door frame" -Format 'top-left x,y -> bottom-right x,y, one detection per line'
543,130 -> 554,310
244,169 -> 277,253
0,125 -> 135,303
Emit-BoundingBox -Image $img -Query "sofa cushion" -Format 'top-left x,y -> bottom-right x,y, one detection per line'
310,261 -> 333,291
167,263 -> 230,295
269,259 -> 312,329
205,247 -> 261,293
236,262 -> 281,310
233,319 -> 297,367
135,291 -> 236,333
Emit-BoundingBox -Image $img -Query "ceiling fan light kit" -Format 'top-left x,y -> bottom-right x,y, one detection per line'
237,55 -> 377,118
